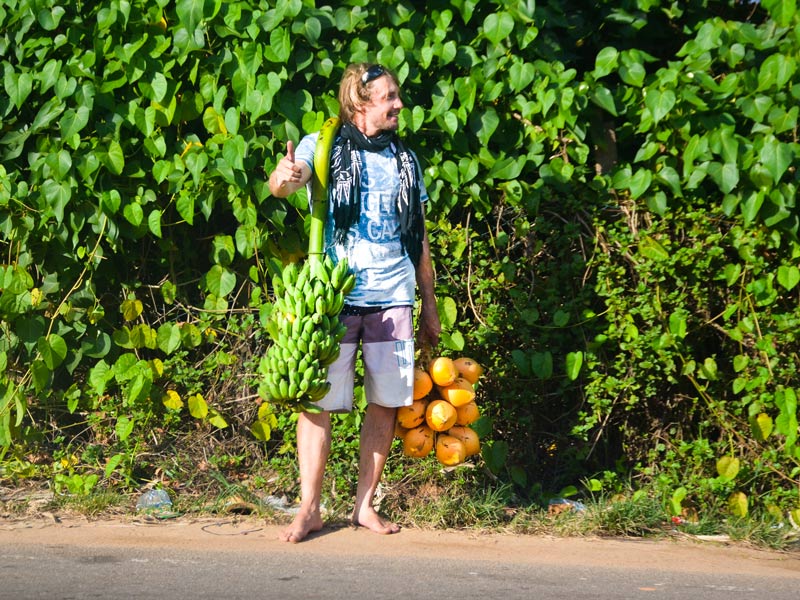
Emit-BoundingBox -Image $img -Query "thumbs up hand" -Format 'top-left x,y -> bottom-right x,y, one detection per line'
269,140 -> 307,197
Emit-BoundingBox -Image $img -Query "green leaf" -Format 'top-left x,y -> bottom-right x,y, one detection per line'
188,393 -> 208,419
716,456 -> 740,481
211,235 -> 235,266
41,180 -> 71,223
775,388 -> 798,450
104,454 -> 124,478
628,168 -> 652,199
121,298 -> 143,321
60,106 -> 91,138
115,416 -> 135,442
508,61 -> 536,93
565,351 -> 583,381
156,323 -> 182,355
591,86 -> 617,116
437,296 -> 458,328
88,360 -> 113,395
531,351 -> 553,379
471,108 -> 498,147
180,323 -> 203,348
759,136 -> 793,184
728,491 -> 748,518
80,329 -> 110,358
512,349 -> 531,376
489,156 -> 524,180
638,235 -> 669,261
741,190 -> 765,227
645,88 -> 676,124
31,359 -> 51,393
105,140 -> 125,175
750,413 -> 773,442
440,330 -> 465,352
669,486 -> 687,516
162,390 -> 183,411
619,62 -> 646,87
123,202 -> 144,227
483,11 -> 515,45
482,440 -> 508,475
593,47 -> 619,78
777,265 -> 800,291
208,409 -> 228,429
129,324 -> 157,349
761,0 -> 797,25
250,420 -> 272,441
37,334 -> 68,369
264,27 -> 291,63
553,310 -> 570,327
176,0 -> 205,31
698,356 -> 718,380
176,191 -> 195,225
148,209 -> 163,238
669,311 -> 687,339
205,265 -> 236,297
5,68 -> 34,110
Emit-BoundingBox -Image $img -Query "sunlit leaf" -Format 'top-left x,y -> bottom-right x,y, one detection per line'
728,491 -> 748,518
716,455 -> 740,481
162,390 -> 183,411
188,393 -> 208,419
565,351 -> 583,381
121,298 -> 143,321
750,413 -> 773,442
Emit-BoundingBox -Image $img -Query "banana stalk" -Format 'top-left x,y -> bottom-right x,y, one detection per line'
259,117 -> 355,411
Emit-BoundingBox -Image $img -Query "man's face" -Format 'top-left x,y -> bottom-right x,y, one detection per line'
358,75 -> 404,136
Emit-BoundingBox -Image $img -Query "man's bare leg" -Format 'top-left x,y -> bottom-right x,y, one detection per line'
351,403 -> 400,534
279,410 -> 331,543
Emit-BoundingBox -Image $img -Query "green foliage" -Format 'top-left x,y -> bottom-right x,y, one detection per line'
0,0 -> 798,532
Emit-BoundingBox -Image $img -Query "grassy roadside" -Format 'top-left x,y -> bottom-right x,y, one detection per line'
2,463 -> 799,553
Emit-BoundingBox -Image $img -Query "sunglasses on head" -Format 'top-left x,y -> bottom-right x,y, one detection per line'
361,64 -> 385,85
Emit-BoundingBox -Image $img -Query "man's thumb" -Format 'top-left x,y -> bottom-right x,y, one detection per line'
286,140 -> 295,163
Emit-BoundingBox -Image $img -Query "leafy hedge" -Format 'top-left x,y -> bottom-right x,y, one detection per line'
1,0 -> 798,517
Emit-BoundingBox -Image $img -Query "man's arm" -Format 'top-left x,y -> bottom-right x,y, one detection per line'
415,216 -> 441,351
268,140 -> 312,198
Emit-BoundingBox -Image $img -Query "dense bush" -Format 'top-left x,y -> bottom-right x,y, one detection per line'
1,0 -> 798,519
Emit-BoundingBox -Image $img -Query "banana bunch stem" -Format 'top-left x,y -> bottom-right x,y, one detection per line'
259,117 -> 346,411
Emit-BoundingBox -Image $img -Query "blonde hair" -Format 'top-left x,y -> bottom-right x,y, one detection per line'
337,63 -> 400,124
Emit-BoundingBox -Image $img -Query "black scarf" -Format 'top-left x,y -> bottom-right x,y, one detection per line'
329,121 -> 424,267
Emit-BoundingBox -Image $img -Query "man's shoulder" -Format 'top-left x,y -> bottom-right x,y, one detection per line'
295,131 -> 321,166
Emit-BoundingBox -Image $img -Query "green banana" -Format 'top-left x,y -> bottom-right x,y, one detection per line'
283,262 -> 298,287
340,273 -> 356,296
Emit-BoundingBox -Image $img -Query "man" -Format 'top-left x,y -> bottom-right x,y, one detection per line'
267,63 -> 441,543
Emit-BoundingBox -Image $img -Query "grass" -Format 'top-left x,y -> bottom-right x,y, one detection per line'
2,455 -> 799,553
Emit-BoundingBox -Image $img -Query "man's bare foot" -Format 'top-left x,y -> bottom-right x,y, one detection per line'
352,506 -> 400,535
278,508 -> 324,543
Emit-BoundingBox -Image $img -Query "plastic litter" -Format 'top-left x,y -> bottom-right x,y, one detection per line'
136,489 -> 173,514
547,497 -> 587,515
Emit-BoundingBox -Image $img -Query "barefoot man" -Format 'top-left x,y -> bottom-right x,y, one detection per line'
268,63 -> 441,543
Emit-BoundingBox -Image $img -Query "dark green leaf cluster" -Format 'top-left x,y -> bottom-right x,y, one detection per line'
0,0 -> 798,521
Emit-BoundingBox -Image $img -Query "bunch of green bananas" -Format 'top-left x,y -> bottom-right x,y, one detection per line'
258,255 -> 355,410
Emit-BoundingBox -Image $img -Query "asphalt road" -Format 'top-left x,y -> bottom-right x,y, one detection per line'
1,518 -> 798,600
